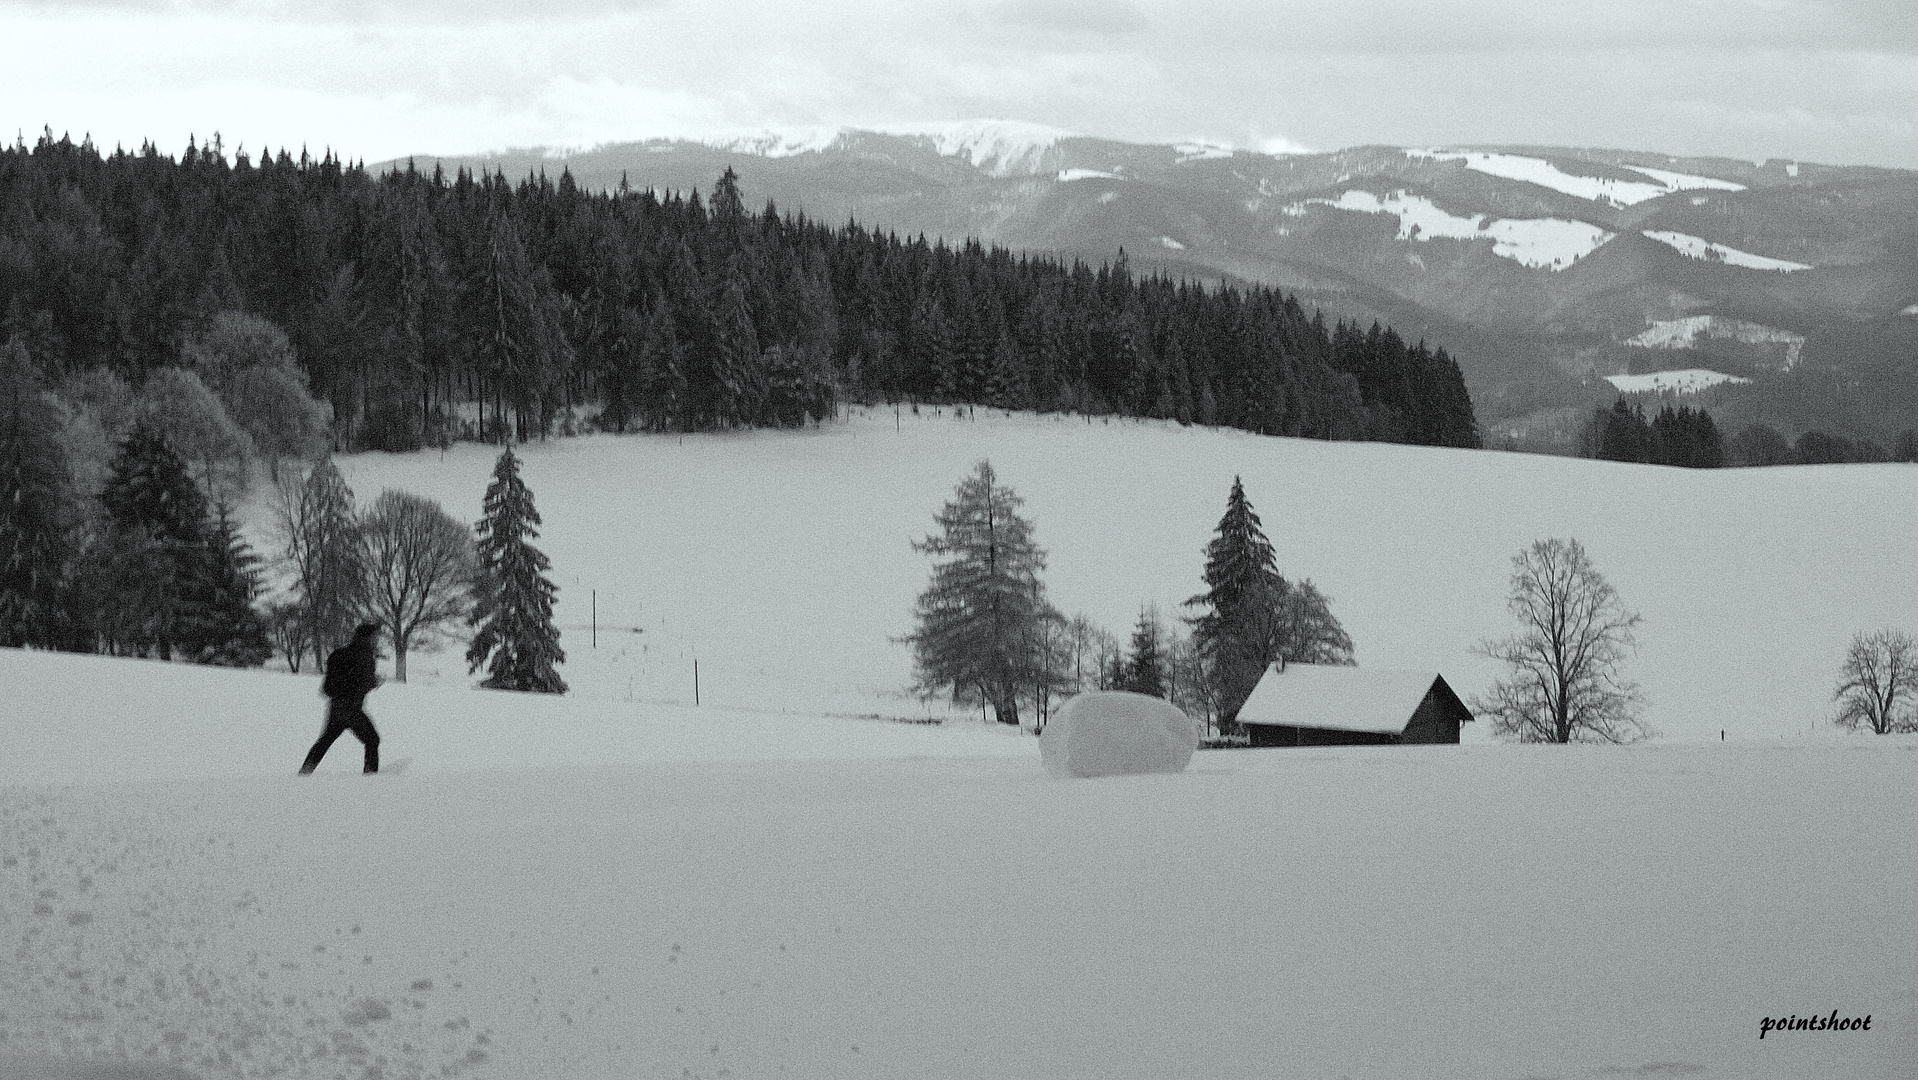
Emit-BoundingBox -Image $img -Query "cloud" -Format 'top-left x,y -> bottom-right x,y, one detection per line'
0,0 -> 669,21
994,0 -> 1146,36
4,0 -> 1918,168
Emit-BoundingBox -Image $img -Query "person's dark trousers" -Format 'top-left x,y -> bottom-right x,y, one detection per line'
300,704 -> 381,773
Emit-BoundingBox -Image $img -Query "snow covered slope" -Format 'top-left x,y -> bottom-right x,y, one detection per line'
1289,189 -> 1613,270
1642,229 -> 1813,271
207,407 -> 1918,744
8,412 -> 1918,1080
1409,149 -> 1747,205
2,688 -> 1912,1080
1604,369 -> 1752,394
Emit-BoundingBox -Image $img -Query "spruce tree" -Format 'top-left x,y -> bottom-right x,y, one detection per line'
0,339 -> 70,648
1123,607 -> 1166,698
1186,476 -> 1282,647
467,445 -> 566,693
904,459 -> 1061,724
99,419 -> 215,660
1185,476 -> 1290,722
198,503 -> 273,666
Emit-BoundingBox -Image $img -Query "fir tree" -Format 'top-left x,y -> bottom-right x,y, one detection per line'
903,459 -> 1061,724
467,445 -> 566,693
1186,476 -> 1281,649
198,503 -> 273,666
1185,476 -> 1355,722
1122,607 -> 1166,698
0,339 -> 70,648
98,419 -> 215,660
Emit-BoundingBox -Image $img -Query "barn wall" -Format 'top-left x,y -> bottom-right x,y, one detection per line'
1401,691 -> 1460,743
1245,724 -> 1398,747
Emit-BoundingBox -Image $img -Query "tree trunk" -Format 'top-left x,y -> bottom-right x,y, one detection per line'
394,633 -> 408,682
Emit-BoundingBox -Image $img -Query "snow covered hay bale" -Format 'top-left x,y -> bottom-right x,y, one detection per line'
1040,691 -> 1199,778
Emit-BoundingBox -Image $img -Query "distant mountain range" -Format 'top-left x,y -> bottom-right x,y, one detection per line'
381,122 -> 1918,447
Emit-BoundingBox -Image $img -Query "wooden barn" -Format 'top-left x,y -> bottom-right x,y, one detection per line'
1234,662 -> 1474,746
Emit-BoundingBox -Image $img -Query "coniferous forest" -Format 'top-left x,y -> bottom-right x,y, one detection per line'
0,132 -> 1480,450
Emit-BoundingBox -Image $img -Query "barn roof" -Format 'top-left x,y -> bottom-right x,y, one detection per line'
1235,664 -> 1465,734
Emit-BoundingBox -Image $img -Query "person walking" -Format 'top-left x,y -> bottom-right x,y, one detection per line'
301,623 -> 383,774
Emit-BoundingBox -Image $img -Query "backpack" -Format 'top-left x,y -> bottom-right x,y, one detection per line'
320,646 -> 349,698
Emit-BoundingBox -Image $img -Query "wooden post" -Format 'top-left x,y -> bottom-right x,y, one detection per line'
694,659 -> 700,706
592,590 -> 596,649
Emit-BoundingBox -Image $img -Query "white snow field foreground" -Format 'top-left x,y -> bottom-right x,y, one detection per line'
8,408 -> 1918,1078
3,646 -> 1915,1080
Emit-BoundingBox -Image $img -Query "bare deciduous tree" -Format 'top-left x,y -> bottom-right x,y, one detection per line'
1832,629 -> 1918,734
1474,538 -> 1652,744
273,459 -> 366,669
359,489 -> 475,682
264,598 -> 311,673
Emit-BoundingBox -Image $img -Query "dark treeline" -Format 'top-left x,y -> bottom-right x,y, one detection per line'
1581,400 -> 1725,468
0,131 -> 1478,449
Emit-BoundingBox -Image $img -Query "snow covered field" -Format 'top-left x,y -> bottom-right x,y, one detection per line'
1407,150 -> 1745,206
8,410 -> 1918,1078
216,406 -> 1918,743
1290,189 -> 1612,270
1604,369 -> 1753,395
2,650 -> 1912,1080
1641,230 -> 1813,272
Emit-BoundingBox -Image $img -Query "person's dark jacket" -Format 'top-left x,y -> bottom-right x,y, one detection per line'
321,635 -> 380,704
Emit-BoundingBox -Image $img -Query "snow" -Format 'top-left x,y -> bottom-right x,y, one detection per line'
1604,369 -> 1753,395
1157,235 -> 1185,250
1901,304 -> 1918,316
1626,315 -> 1806,369
1038,691 -> 1198,777
875,119 -> 1074,177
8,408 -> 1918,1079
1172,141 -> 1233,163
1292,189 -> 1613,270
1642,229 -> 1813,272
699,127 -> 846,159
196,406 -> 1918,746
1407,149 -> 1746,205
3,666 -> 1914,1079
1236,664 -> 1446,733
1057,168 -> 1120,182
1619,164 -> 1747,196
689,120 -> 1074,176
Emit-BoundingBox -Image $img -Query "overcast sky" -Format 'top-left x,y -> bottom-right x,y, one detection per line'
6,0 -> 1917,168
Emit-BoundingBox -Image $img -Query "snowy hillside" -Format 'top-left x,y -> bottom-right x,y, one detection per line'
8,412 -> 1918,1080
1627,315 -> 1806,370
3,652 -> 1912,1080
1287,189 -> 1613,270
1642,229 -> 1813,272
1408,148 -> 1747,205
699,119 -> 1074,177
1604,369 -> 1752,395
215,407 -> 1918,744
